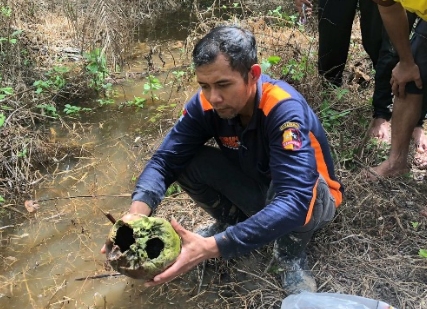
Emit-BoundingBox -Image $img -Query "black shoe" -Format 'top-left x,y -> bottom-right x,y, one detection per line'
195,221 -> 229,237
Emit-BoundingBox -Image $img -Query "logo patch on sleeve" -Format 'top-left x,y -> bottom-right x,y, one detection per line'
282,128 -> 302,150
279,121 -> 300,131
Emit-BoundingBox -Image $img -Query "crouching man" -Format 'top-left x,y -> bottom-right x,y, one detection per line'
102,25 -> 343,294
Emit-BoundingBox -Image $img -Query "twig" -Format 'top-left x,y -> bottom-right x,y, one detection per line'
74,273 -> 122,281
197,260 -> 207,294
235,268 -> 282,291
33,193 -> 131,203
0,225 -> 14,230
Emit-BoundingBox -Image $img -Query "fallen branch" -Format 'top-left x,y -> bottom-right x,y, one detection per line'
74,273 -> 122,281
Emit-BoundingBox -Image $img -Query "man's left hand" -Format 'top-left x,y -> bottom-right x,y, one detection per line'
144,218 -> 221,287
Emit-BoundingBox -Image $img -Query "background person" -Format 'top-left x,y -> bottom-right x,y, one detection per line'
102,25 -> 343,294
294,0 -> 427,166
369,0 -> 427,177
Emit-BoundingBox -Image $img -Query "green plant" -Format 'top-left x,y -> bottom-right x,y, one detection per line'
97,97 -> 114,106
319,100 -> 350,131
143,75 -> 163,101
267,6 -> 298,24
33,79 -> 53,94
0,195 -> 4,203
37,103 -> 58,118
0,86 -> 13,101
411,221 -> 420,229
0,112 -> 5,128
166,183 -> 182,196
49,66 -> 69,88
261,56 -> 281,73
365,138 -> 389,161
63,104 -> 91,115
126,96 -> 146,108
282,56 -> 313,82
1,5 -> 12,17
418,249 -> 427,258
83,48 -> 109,91
33,66 -> 70,94
17,147 -> 27,158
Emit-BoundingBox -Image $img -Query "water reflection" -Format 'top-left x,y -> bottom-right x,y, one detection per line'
0,40 -> 199,308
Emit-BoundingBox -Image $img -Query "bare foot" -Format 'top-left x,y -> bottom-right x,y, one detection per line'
368,118 -> 391,144
365,160 -> 409,180
412,126 -> 427,169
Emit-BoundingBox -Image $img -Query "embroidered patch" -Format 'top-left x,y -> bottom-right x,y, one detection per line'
219,136 -> 240,150
279,122 -> 300,131
282,128 -> 302,150
179,108 -> 188,121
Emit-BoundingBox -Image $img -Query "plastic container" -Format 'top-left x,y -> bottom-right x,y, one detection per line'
281,291 -> 397,309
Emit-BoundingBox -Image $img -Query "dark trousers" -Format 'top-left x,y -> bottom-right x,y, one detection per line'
318,0 -> 382,86
318,1 -> 425,125
177,146 -> 336,258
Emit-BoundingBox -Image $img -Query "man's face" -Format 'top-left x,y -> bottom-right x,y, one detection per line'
195,54 -> 257,119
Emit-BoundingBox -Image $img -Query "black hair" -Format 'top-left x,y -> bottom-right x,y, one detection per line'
192,25 -> 258,82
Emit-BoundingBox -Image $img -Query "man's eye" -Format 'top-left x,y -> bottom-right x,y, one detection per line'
218,83 -> 229,88
200,85 -> 209,89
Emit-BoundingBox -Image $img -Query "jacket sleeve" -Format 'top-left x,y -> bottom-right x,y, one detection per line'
214,98 -> 319,259
132,93 -> 213,210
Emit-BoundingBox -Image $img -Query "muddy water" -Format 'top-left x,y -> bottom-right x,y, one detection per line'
0,34 -> 205,308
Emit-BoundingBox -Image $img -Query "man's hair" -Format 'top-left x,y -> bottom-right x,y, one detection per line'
192,25 -> 258,82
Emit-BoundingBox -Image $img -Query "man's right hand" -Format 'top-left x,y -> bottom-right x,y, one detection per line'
100,201 -> 152,254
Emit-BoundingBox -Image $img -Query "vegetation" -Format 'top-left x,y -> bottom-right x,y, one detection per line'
0,1 -> 426,309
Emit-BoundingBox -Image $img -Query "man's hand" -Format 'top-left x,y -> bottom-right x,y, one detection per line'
144,218 -> 220,287
295,0 -> 313,18
100,201 -> 152,254
391,61 -> 423,98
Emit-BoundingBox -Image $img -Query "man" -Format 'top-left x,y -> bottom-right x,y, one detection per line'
294,0 -> 427,166
370,0 -> 427,177
102,26 -> 343,294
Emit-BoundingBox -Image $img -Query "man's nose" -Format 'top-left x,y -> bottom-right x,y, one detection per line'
209,88 -> 222,104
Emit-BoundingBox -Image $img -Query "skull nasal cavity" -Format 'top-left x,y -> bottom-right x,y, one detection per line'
146,238 -> 164,259
115,225 -> 135,252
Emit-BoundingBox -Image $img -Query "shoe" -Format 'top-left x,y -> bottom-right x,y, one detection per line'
195,221 -> 229,237
276,252 -> 317,294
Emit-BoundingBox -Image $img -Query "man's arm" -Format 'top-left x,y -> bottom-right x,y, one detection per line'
375,1 -> 422,96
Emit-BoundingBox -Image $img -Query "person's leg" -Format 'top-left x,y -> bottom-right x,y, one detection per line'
369,19 -> 426,178
368,12 -> 418,143
411,20 -> 427,168
177,145 -> 268,227
318,0 -> 358,86
274,175 -> 336,293
361,0 -> 394,142
370,94 -> 422,177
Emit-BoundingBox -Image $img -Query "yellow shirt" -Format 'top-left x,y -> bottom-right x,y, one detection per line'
395,0 -> 427,20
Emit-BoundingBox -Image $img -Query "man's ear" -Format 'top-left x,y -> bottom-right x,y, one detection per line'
249,64 -> 261,81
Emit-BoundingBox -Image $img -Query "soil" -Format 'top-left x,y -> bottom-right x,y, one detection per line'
1,1 -> 426,308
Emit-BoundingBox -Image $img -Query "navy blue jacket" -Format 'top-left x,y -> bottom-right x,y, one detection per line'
132,74 -> 343,259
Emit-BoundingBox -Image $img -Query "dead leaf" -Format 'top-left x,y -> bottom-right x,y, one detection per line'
420,207 -> 427,218
24,200 -> 39,213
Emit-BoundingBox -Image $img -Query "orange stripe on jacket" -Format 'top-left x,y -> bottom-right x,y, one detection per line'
200,92 -> 213,111
304,179 -> 318,225
259,83 -> 292,116
309,132 -> 343,207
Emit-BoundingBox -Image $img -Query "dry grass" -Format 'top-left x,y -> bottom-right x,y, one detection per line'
0,1 -> 426,308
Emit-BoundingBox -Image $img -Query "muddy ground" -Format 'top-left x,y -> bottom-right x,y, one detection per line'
0,1 -> 426,308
